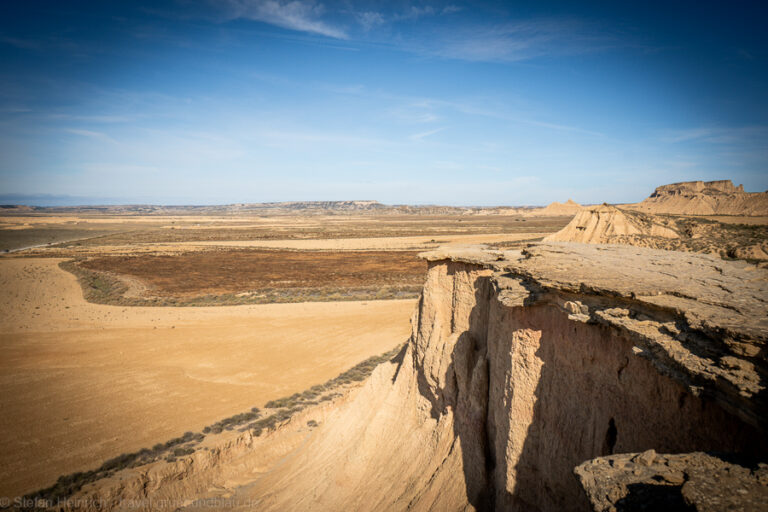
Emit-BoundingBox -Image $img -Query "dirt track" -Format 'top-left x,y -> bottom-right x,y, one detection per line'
0,258 -> 414,499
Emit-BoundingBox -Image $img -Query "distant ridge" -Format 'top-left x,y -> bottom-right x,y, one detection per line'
0,201 -> 539,216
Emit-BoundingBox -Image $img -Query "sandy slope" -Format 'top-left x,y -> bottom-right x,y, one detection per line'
0,258 -> 414,499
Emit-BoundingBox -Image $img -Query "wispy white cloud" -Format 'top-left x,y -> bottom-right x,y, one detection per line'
256,129 -> 391,147
409,127 -> 445,141
402,96 -> 603,136
352,4 -> 461,30
1,36 -> 41,50
662,127 -> 717,143
662,125 -> 768,145
63,128 -> 117,143
219,0 -> 346,39
50,114 -> 135,123
413,19 -> 611,62
392,6 -> 436,21
356,11 -> 385,31
387,107 -> 439,124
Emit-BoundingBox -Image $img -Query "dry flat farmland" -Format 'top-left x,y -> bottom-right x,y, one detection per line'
0,209 -> 572,500
74,249 -> 427,304
0,257 -> 414,498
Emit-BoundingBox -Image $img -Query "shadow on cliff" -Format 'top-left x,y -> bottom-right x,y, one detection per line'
493,304 -> 768,512
439,271 -> 593,511
422,265 -> 495,511
414,263 -> 767,512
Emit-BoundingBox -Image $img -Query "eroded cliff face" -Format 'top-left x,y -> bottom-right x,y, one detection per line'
411,248 -> 765,511
54,243 -> 767,511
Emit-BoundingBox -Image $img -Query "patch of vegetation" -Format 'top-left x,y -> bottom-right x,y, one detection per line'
487,238 -> 544,249
203,407 -> 261,434
26,344 -> 404,506
25,431 -> 206,505
59,258 -> 421,306
244,344 -> 403,437
59,259 -> 128,304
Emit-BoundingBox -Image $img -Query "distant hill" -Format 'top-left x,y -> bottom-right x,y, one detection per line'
625,180 -> 768,216
532,199 -> 582,217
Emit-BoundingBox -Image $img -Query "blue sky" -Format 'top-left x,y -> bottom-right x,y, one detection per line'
0,1 -> 766,206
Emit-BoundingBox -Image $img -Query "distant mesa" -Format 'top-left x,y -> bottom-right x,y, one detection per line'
625,179 -> 768,216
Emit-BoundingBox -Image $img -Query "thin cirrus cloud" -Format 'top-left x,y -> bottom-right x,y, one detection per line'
409,127 -> 445,141
211,1 -> 600,63
662,126 -> 768,145
218,0 -> 347,39
63,128 -> 117,143
412,20 -> 611,62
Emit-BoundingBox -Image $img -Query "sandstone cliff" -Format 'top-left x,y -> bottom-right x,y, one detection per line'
627,179 -> 768,216
47,243 -> 767,511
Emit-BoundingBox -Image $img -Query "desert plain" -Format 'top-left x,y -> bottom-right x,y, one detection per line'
2,184 -> 767,510
0,207 -> 569,499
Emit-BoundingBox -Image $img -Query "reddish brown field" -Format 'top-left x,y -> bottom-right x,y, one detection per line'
79,250 -> 426,297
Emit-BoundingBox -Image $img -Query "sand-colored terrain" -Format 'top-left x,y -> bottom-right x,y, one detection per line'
544,204 -> 768,262
626,179 -> 768,216
532,199 -> 582,216
0,257 -> 414,499
176,232 -> 547,250
1,211 -> 569,253
47,244 -> 768,512
21,233 -> 550,259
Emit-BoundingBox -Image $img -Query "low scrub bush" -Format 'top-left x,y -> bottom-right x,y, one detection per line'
27,344 -> 404,504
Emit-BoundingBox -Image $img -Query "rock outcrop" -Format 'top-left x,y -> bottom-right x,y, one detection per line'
575,451 -> 768,512
543,204 -> 677,243
48,243 -> 768,511
544,204 -> 768,262
627,179 -> 768,216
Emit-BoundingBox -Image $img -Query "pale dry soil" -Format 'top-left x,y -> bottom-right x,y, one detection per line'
0,258 -> 414,499
30,233 -> 550,257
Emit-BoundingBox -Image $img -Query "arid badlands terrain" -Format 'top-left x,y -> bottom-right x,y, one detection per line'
1,180 -> 767,511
